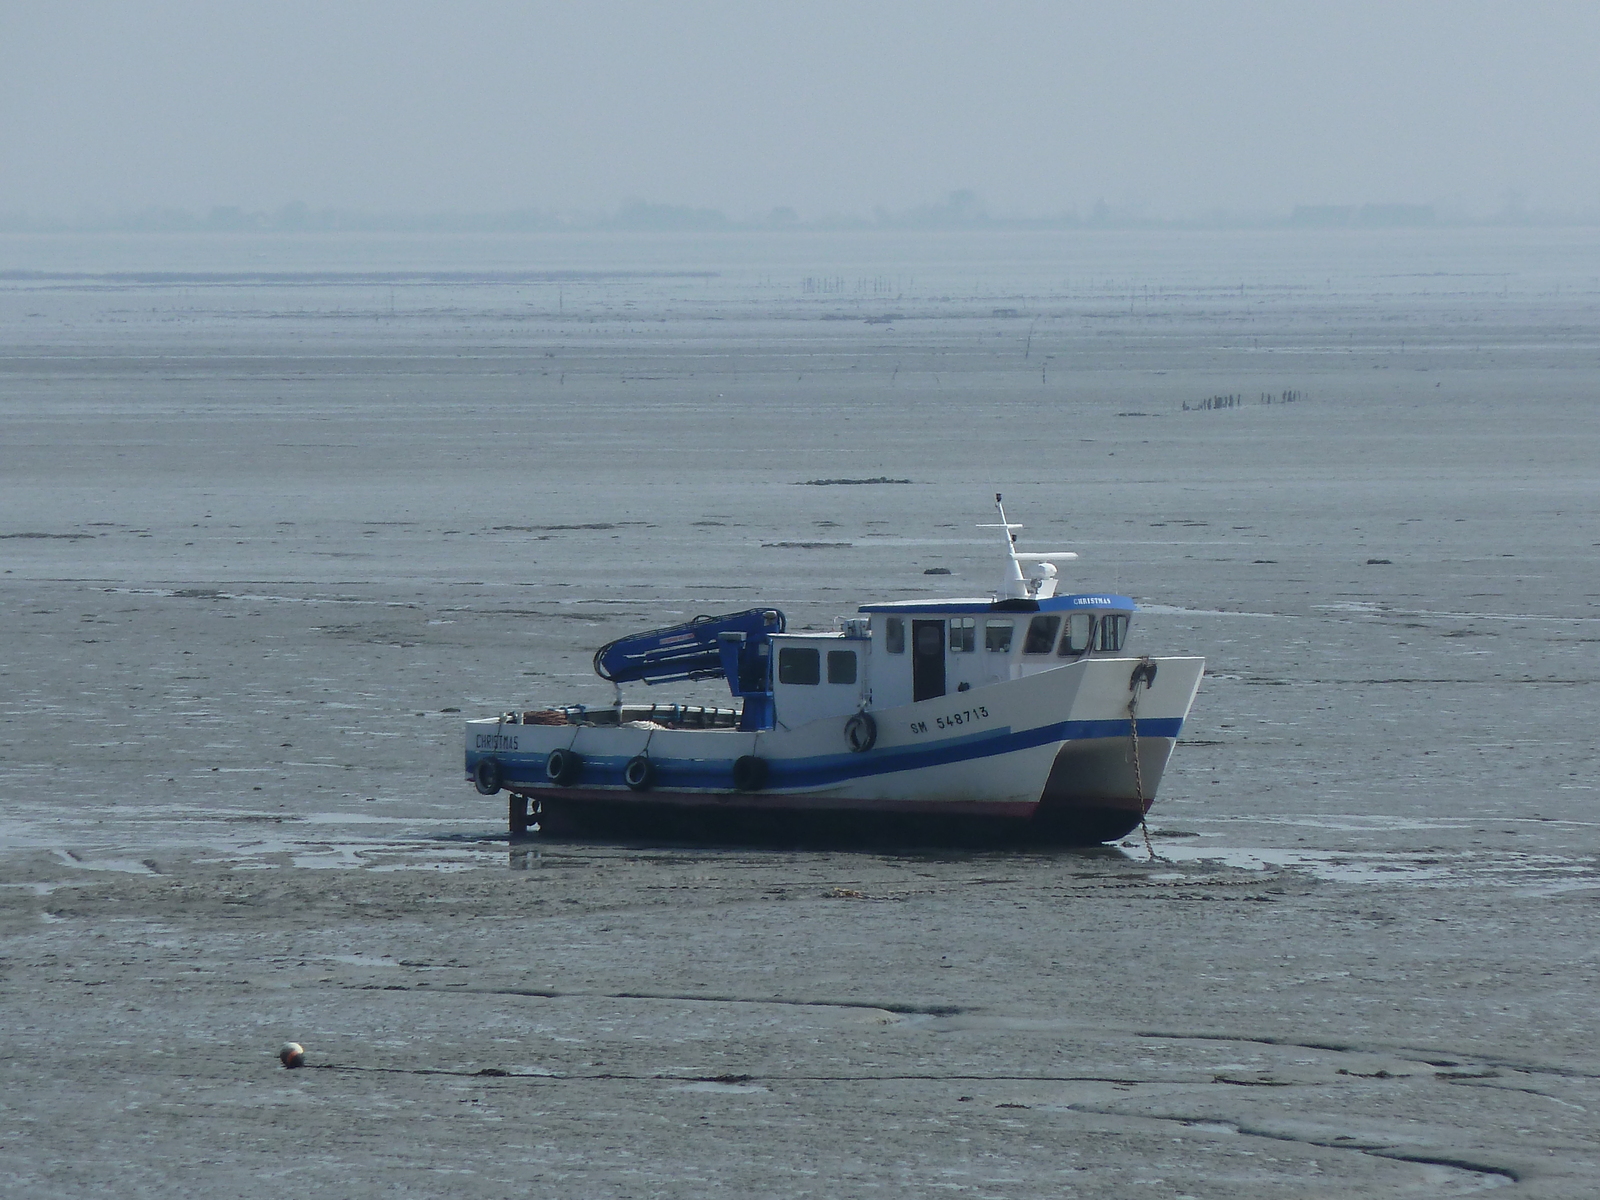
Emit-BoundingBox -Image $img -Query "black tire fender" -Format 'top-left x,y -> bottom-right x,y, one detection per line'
624,755 -> 655,791
546,748 -> 583,786
732,754 -> 768,792
844,712 -> 877,753
474,756 -> 503,795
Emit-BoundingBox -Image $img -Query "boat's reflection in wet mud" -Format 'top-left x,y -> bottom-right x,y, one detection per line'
14,800 -> 1599,896
501,834 -> 1600,893
1155,840 -> 1600,893
505,835 -> 1139,871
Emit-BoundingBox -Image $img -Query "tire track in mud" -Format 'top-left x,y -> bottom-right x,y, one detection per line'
303,1054 -> 1528,1190
1056,1103 -> 1522,1189
1135,1028 -> 1600,1082
342,980 -> 1600,1092
350,980 -> 969,1016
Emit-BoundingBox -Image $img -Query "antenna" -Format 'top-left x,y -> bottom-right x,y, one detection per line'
977,492 -> 1027,592
979,492 -> 1077,599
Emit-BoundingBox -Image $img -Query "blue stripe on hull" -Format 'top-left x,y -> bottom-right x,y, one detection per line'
481,715 -> 1184,793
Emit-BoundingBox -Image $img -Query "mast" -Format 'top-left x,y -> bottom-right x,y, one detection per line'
978,492 -> 1077,599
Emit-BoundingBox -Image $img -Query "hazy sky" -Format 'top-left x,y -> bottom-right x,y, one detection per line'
4,1 -> 1598,219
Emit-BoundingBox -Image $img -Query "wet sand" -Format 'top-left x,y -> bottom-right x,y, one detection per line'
2,229 -> 1598,1195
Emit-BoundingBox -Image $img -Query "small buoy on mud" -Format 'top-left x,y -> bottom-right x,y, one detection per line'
279,1042 -> 305,1069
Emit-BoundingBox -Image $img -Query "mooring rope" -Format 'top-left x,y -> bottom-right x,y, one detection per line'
1128,659 -> 1157,862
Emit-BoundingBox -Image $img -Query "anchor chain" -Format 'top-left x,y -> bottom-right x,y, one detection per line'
1128,657 -> 1157,862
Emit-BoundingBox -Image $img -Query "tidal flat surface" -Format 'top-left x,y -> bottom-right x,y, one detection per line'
2,228 -> 1598,1196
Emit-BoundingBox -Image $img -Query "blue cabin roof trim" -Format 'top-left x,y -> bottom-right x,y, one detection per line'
858,593 -> 1136,615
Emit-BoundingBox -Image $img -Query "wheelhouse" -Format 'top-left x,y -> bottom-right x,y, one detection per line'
595,496 -> 1137,733
767,594 -> 1135,726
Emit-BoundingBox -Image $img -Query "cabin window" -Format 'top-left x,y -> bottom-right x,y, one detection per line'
915,623 -> 944,656
984,619 -> 1014,652
884,617 -> 905,654
827,650 -> 857,684
778,647 -> 820,685
948,617 -> 976,653
1059,611 -> 1095,656
1022,615 -> 1060,654
1099,613 -> 1129,652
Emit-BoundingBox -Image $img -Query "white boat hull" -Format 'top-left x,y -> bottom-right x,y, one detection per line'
465,655 -> 1204,843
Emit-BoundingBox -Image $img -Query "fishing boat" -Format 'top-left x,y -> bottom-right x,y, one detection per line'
464,495 -> 1204,844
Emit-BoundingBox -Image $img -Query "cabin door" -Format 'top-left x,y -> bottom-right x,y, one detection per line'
912,620 -> 946,702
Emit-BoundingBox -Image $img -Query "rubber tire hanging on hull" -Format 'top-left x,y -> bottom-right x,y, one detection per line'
474,757 -> 502,796
545,748 -> 583,786
844,712 -> 877,753
624,755 -> 655,791
732,755 -> 768,792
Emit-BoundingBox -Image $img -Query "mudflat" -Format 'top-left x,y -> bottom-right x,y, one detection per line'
2,228 -> 1597,1196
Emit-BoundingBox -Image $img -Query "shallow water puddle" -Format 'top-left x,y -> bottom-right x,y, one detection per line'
50,849 -> 158,874
1,799 -> 504,872
1137,603 -> 1288,618
1154,840 -> 1600,891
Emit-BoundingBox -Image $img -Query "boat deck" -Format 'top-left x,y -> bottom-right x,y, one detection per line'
502,704 -> 743,730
